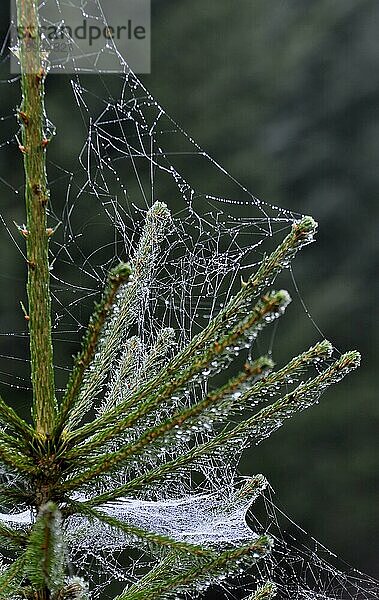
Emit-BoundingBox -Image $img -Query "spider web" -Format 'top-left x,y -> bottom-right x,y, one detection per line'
0,2 -> 377,600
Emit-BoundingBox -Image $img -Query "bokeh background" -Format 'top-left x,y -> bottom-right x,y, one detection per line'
0,0 -> 377,597
147,0 -> 379,584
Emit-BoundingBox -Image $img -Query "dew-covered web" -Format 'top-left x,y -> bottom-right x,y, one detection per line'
0,2 -> 377,599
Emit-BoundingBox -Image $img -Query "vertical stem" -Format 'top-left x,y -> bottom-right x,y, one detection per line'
16,0 -> 56,435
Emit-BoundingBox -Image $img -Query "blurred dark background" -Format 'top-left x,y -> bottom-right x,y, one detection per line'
0,0 -> 378,597
146,0 -> 379,586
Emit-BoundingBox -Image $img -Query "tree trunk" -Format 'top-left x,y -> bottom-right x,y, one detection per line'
16,0 -> 56,435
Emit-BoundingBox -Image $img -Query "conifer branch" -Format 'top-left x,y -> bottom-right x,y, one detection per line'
239,339 -> 333,406
97,328 -> 176,417
67,341 -> 332,506
78,350 -> 359,506
235,474 -> 269,500
142,327 -> 176,377
170,216 -> 317,355
55,262 -> 132,437
0,521 -> 27,549
0,431 -> 35,474
0,554 -> 26,599
63,356 -> 272,471
198,350 -> 361,456
114,536 -> 272,600
54,577 -> 89,600
24,502 -> 65,595
66,501 -> 215,557
250,582 -> 277,600
222,475 -> 269,514
64,201 -> 171,431
66,290 -> 291,450
66,355 -> 273,468
16,0 -> 56,436
58,292 -> 289,489
98,336 -> 143,415
0,429 -> 27,452
100,327 -> 177,416
0,483 -> 33,505
65,216 -> 317,447
0,395 -> 35,443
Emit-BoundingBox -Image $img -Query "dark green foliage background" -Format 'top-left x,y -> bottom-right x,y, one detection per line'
0,0 -> 377,596
148,0 -> 379,583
